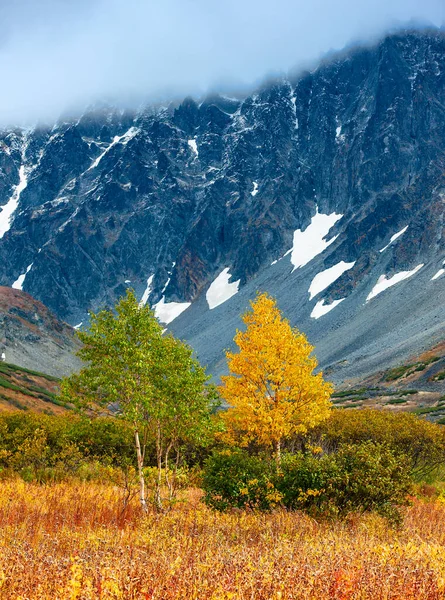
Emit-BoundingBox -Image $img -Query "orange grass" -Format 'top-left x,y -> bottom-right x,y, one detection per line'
0,481 -> 445,599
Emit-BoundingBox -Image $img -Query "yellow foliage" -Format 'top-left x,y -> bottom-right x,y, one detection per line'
0,480 -> 444,598
219,293 -> 333,456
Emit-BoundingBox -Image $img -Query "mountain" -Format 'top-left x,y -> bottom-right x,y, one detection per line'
0,28 -> 444,383
0,287 -> 81,377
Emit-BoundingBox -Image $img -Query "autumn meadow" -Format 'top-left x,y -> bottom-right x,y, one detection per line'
1,292 -> 445,599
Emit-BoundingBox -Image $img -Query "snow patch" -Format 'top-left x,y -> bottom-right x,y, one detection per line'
12,263 -> 33,291
58,206 -> 80,233
206,268 -> 240,310
335,125 -> 345,143
288,208 -> 343,271
311,298 -> 345,319
290,96 -> 298,129
153,297 -> 191,324
0,165 -> 29,238
431,269 -> 444,281
380,226 -> 408,253
431,262 -> 445,281
139,274 -> 154,307
366,264 -> 424,302
251,182 -> 259,196
188,138 -> 198,156
309,261 -> 355,300
88,127 -> 139,171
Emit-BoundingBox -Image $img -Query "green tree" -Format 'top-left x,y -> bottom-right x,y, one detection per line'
61,290 -> 215,511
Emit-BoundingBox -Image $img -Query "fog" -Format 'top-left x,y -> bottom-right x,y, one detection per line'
0,0 -> 443,125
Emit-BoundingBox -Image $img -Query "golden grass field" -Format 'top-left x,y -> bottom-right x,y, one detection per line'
1,481 -> 445,599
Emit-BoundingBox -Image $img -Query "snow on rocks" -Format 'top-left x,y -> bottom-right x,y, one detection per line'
12,263 -> 33,291
188,138 -> 198,157
153,297 -> 191,324
206,268 -> 240,310
380,226 -> 408,253
139,275 -> 154,307
308,261 -> 355,300
366,264 -> 424,302
431,262 -> 445,281
335,126 -> 345,142
88,127 -> 139,171
311,298 -> 345,319
0,165 -> 29,239
288,208 -> 343,271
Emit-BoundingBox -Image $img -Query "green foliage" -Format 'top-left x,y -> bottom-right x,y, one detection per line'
384,357 -> 440,381
0,361 -> 59,382
386,397 -> 408,405
311,409 -> 445,480
202,443 -> 412,523
0,412 -> 135,482
0,375 -> 26,393
202,450 -> 280,511
61,289 -> 217,510
279,443 -> 412,524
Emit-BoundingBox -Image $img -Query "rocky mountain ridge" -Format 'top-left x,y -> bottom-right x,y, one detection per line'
0,27 -> 444,381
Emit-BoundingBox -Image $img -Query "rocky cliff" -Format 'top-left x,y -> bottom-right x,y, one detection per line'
0,28 -> 444,381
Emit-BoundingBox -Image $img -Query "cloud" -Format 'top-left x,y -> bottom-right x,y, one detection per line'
0,0 -> 443,125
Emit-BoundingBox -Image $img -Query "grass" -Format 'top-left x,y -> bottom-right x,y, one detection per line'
413,406 -> 444,416
0,481 -> 445,598
384,357 -> 441,382
432,370 -> 445,382
386,397 -> 409,405
0,375 -> 27,393
0,361 -> 60,382
0,363 -> 68,410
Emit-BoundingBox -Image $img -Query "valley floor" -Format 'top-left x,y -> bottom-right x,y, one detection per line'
0,482 -> 444,599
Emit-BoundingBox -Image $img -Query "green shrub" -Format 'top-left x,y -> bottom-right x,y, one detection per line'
386,397 -> 408,405
278,443 -> 412,524
311,409 -> 445,480
202,443 -> 412,524
202,450 -> 281,511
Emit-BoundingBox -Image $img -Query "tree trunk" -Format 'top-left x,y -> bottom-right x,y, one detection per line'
154,421 -> 163,511
164,442 -> 174,501
274,438 -> 282,470
134,427 -> 148,513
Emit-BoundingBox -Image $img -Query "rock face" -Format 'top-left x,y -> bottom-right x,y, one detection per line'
0,28 -> 444,381
0,287 -> 81,377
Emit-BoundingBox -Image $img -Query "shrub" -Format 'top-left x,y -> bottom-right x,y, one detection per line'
311,409 -> 445,480
203,443 -> 412,524
202,450 -> 281,511
279,442 -> 412,524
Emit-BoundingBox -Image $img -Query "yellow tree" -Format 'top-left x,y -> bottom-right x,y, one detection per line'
220,293 -> 333,466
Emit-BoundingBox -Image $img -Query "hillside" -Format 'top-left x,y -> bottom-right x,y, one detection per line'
0,287 -> 81,377
0,361 -> 67,414
331,340 -> 445,421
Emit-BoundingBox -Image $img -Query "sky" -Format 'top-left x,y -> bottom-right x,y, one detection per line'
0,0 -> 443,125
